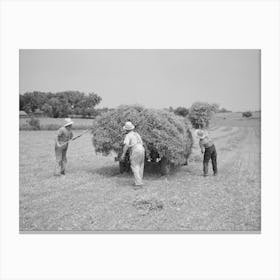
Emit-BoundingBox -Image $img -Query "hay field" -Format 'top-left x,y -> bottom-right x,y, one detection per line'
20,117 -> 93,130
19,112 -> 261,232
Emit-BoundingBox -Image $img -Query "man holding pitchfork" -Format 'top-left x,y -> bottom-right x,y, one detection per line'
54,118 -> 74,176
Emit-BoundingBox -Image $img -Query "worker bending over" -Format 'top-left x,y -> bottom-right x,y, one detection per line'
196,129 -> 218,177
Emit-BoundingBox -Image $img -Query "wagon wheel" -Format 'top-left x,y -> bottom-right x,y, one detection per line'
119,161 -> 126,174
119,152 -> 131,173
160,157 -> 171,175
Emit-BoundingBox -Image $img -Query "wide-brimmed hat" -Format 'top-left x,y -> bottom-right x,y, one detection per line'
123,121 -> 135,131
64,118 -> 74,127
196,129 -> 206,139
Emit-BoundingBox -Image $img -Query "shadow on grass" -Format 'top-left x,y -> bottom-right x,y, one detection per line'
90,161 -> 164,180
88,161 -> 198,185
91,165 -> 120,177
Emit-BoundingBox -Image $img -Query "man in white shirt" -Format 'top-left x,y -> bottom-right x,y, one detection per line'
120,121 -> 145,187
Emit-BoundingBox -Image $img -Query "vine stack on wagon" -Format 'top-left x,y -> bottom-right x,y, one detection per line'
91,105 -> 193,175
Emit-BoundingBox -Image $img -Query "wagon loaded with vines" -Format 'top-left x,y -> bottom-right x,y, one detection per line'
92,105 -> 193,175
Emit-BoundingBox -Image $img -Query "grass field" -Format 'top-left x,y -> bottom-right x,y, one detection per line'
20,117 -> 93,130
19,112 -> 261,232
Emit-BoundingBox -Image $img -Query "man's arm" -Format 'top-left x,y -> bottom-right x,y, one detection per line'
55,135 -> 63,148
120,144 -> 129,161
120,134 -> 130,161
70,130 -> 74,139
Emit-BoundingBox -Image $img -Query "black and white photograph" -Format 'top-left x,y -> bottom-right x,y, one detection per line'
1,0 -> 280,279
19,49 -> 261,232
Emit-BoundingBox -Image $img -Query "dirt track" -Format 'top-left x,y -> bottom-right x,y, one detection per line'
183,125 -> 261,231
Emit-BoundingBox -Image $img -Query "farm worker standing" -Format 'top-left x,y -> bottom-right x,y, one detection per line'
196,129 -> 218,177
120,121 -> 145,187
54,118 -> 74,176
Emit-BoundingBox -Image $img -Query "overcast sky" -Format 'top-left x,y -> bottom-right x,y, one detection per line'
19,49 -> 260,111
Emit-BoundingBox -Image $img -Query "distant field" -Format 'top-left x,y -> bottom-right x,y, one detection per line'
20,117 -> 93,130
19,112 -> 261,130
212,111 -> 261,127
19,112 -> 261,231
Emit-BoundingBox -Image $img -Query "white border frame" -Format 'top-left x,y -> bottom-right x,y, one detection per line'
1,0 -> 280,279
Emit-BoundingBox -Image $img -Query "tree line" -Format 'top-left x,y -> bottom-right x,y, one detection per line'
20,91 -> 102,118
20,91 -> 235,128
169,104 -> 231,117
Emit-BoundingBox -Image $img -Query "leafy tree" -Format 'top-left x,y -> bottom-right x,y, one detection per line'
75,93 -> 102,117
56,91 -> 84,108
28,117 -> 40,130
47,97 -> 61,118
20,91 -> 102,118
174,107 -> 189,117
242,111 -> 252,118
219,107 -> 232,113
20,91 -> 49,113
19,94 -> 25,111
41,103 -> 53,117
20,92 -> 38,113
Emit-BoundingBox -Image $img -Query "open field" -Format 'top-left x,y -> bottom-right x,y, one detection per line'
19,111 -> 261,130
20,117 -> 93,130
19,112 -> 261,232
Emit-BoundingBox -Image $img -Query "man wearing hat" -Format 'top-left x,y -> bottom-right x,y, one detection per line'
120,121 -> 145,187
54,118 -> 74,175
196,129 -> 218,177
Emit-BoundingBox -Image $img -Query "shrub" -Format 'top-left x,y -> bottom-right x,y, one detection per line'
242,111 -> 252,118
91,105 -> 193,166
219,107 -> 232,113
188,102 -> 215,129
28,117 -> 40,130
20,123 -> 33,130
174,107 -> 189,117
211,103 -> 220,113
42,124 -> 61,131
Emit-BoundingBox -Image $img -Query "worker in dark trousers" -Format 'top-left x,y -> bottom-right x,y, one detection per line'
196,129 -> 218,176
